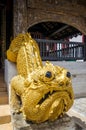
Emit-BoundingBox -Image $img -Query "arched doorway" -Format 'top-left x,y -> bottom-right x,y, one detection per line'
27,21 -> 84,61
28,21 -> 81,40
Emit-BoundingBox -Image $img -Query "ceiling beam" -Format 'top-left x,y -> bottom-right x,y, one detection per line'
49,25 -> 69,37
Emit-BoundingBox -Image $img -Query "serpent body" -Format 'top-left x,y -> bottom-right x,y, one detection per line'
7,33 -> 74,123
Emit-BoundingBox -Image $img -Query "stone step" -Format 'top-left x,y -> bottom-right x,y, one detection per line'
0,78 -> 4,82
0,87 -> 7,92
0,82 -> 6,87
0,123 -> 13,130
0,105 -> 11,125
0,92 -> 8,104
0,77 -> 4,80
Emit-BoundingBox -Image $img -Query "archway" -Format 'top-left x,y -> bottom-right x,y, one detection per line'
27,21 -> 82,40
27,21 -> 84,61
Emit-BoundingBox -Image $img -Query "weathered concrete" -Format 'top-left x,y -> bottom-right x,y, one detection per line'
67,98 -> 86,129
4,59 -> 18,91
11,113 -> 76,130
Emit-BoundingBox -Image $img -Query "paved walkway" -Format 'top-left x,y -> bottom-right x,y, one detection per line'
67,98 -> 86,129
72,98 -> 86,117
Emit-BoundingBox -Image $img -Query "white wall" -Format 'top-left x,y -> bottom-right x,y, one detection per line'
70,35 -> 82,42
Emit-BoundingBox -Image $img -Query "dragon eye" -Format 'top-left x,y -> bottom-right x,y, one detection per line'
45,71 -> 52,78
66,72 -> 71,78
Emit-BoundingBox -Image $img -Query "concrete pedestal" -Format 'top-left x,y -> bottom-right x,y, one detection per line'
4,59 -> 17,91
11,113 -> 76,130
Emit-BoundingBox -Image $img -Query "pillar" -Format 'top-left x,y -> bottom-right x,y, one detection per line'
82,35 -> 86,61
13,0 -> 27,37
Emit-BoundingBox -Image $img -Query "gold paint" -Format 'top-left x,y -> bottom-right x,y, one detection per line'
7,33 -> 74,123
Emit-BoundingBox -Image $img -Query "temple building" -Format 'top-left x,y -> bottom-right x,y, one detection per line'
0,0 -> 86,68
0,0 -> 86,129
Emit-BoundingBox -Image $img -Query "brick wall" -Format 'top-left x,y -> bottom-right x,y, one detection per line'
13,0 -> 86,36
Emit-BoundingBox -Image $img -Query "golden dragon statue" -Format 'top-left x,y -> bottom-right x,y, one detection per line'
7,33 -> 74,123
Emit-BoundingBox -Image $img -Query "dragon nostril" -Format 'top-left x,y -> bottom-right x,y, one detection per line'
66,72 -> 71,78
45,71 -> 52,78
59,81 -> 64,86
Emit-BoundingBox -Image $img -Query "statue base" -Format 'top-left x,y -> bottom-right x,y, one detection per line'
11,112 -> 76,130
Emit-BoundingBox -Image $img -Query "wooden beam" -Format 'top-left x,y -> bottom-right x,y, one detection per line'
49,25 -> 69,37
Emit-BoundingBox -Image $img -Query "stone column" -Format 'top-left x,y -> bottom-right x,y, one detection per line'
13,0 -> 27,37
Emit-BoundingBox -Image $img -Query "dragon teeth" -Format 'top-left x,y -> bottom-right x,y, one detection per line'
50,89 -> 53,94
50,110 -> 53,114
36,105 -> 39,108
43,95 -> 45,99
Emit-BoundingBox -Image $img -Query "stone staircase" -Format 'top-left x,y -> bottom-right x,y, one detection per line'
0,69 -> 8,105
0,88 -> 8,105
0,69 -> 12,130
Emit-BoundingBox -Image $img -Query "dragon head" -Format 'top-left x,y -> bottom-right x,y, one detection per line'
22,61 -> 74,123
